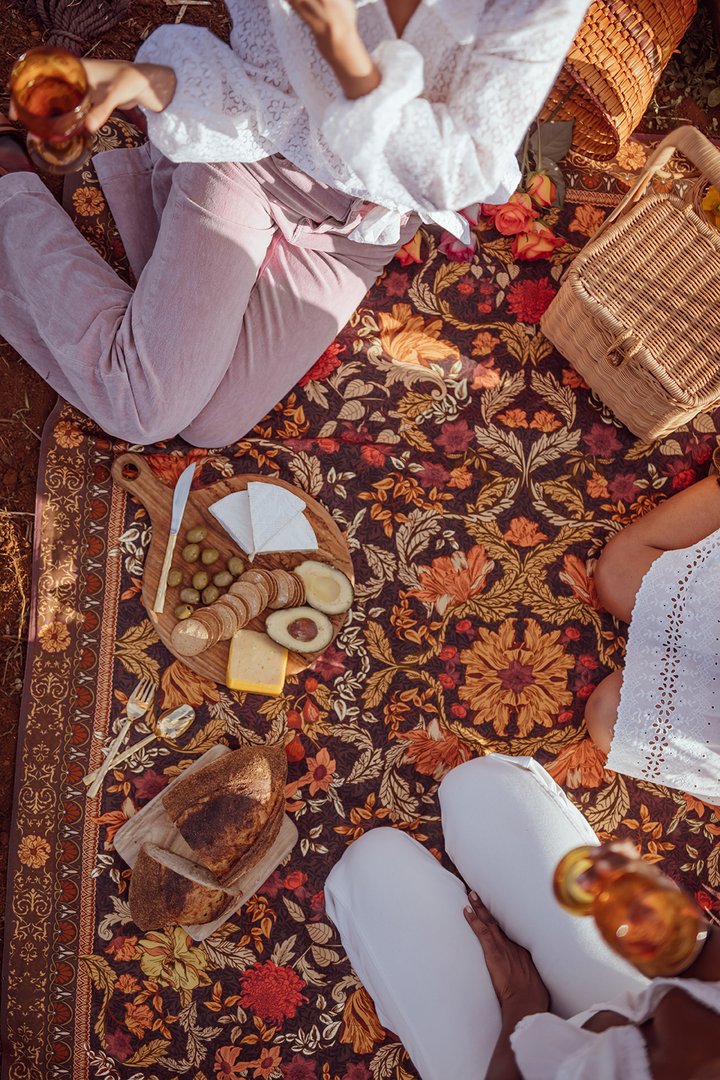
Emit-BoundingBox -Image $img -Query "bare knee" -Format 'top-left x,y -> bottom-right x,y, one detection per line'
593,535 -> 625,616
584,670 -> 622,754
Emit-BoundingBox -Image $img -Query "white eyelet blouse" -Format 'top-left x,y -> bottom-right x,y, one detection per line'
137,0 -> 588,245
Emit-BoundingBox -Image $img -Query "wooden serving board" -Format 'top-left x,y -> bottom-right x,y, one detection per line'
115,745 -> 298,942
111,453 -> 354,686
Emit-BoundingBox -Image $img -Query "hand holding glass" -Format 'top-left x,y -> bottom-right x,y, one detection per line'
9,47 -> 94,174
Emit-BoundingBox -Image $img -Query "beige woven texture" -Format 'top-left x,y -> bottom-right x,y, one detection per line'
541,127 -> 720,442
542,0 -> 697,160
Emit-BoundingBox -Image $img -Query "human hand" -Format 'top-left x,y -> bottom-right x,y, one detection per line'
82,60 -> 177,132
464,891 -> 549,1025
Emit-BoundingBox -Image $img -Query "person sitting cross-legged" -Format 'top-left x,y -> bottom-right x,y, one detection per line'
325,754 -> 720,1079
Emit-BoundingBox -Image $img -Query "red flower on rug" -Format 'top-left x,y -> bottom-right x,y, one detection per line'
299,342 -> 346,386
238,961 -> 307,1024
282,1054 -> 318,1080
505,278 -> 557,324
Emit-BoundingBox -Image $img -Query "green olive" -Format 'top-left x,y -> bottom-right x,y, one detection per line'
213,570 -> 233,588
182,543 -> 201,563
186,525 -> 208,544
174,603 -> 194,620
228,556 -> 245,577
180,587 -> 201,604
202,584 -> 220,605
167,567 -> 183,588
192,570 -> 210,591
200,546 -> 220,566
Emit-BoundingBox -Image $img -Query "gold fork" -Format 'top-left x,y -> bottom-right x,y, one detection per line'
85,676 -> 156,799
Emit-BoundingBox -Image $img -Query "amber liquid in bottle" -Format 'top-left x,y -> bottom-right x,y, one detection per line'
554,844 -> 709,977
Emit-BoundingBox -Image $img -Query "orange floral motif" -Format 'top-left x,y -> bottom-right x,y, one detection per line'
569,205 -> 605,237
115,974 -> 140,995
38,620 -> 71,653
471,330 -> 500,357
146,447 -> 208,488
503,517 -> 548,547
586,473 -> 610,499
105,933 -> 139,962
471,358 -> 501,389
339,987 -> 386,1055
398,720 -> 472,779
123,1001 -> 155,1038
411,545 -> 494,615
460,620 -> 574,735
250,1046 -> 283,1078
378,303 -> 460,367
71,185 -> 106,217
497,408 -> 528,428
286,747 -> 337,798
53,420 -> 84,448
616,140 -> 647,171
546,738 -> 607,789
562,367 -> 588,389
448,465 -> 473,489
530,409 -> 562,432
214,1046 -> 248,1080
559,554 -> 601,609
17,834 -> 51,868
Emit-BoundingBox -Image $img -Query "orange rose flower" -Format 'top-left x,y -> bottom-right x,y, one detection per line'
513,221 -> 564,261
485,192 -> 539,236
526,172 -> 556,208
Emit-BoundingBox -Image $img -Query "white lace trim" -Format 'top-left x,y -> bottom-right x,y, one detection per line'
607,527 -> 720,803
137,0 -> 587,244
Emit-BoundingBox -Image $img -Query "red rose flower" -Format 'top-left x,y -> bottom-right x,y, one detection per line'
239,961 -> 307,1025
505,278 -> 557,324
299,342 -> 346,386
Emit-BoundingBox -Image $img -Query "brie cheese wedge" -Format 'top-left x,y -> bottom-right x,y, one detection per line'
209,482 -> 318,557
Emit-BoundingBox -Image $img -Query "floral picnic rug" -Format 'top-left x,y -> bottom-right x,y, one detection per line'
3,129 -> 720,1080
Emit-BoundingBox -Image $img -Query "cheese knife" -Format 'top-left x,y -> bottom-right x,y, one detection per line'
153,461 -> 196,614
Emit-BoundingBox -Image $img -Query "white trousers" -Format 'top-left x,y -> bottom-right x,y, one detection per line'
324,755 -> 648,1080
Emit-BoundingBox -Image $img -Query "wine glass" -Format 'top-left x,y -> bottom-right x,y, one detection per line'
9,46 -> 94,175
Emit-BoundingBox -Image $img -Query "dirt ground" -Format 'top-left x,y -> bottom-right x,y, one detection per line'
0,0 -> 718,957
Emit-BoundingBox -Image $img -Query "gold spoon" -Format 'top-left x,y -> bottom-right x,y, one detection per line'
83,704 -> 196,780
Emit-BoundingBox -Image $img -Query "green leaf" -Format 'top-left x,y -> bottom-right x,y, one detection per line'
530,120 -> 575,163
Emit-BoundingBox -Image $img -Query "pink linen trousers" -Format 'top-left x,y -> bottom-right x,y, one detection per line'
0,144 -> 417,447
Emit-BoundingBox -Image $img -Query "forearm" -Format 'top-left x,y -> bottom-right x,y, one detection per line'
484,1018 -> 523,1080
318,27 -> 381,98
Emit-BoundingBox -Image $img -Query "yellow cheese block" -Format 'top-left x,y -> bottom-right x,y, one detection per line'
226,629 -> 288,696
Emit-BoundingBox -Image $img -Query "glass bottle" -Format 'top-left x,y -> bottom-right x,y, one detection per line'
553,843 -> 709,977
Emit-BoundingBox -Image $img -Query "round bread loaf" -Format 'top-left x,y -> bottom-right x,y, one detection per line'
129,844 -> 230,930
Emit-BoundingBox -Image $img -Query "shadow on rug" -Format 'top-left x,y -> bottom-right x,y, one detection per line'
2,126 -> 719,1079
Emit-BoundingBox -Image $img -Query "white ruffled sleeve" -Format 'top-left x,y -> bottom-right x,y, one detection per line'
136,25 -> 285,162
318,1 -> 588,213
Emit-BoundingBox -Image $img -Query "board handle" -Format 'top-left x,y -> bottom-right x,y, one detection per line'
112,452 -> 173,511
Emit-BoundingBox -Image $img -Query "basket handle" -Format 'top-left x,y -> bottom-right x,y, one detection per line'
606,329 -> 643,368
592,127 -> 720,241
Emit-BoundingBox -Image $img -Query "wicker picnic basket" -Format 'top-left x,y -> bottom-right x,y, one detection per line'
541,0 -> 697,160
540,126 -> 720,441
